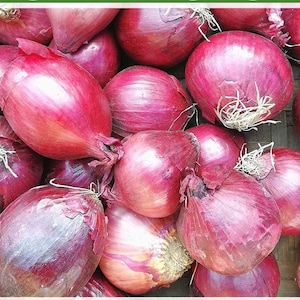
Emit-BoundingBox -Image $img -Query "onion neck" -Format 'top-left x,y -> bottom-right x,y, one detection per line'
0,6 -> 21,22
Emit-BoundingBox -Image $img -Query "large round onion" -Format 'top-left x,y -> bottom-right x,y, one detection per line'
185,30 -> 294,131
0,184 -> 107,296
211,8 -> 289,47
104,130 -> 199,218
46,8 -> 120,53
0,38 -> 121,167
191,254 -> 280,296
99,205 -> 193,295
0,115 -> 44,212
177,169 -> 282,275
104,65 -> 193,138
114,8 -> 209,68
0,7 -> 52,46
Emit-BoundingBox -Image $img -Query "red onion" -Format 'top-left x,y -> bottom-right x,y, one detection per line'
99,205 -> 193,295
191,254 -> 280,297
49,27 -> 120,88
104,130 -> 199,218
0,115 -> 44,212
46,8 -> 120,53
211,8 -> 289,47
43,158 -> 103,190
0,38 -> 122,175
185,30 -> 294,131
177,169 -> 282,275
281,9 -> 300,59
235,145 -> 300,235
186,123 -> 245,189
0,184 -> 107,296
0,7 -> 52,46
104,65 -> 194,138
114,8 -> 211,68
293,87 -> 300,137
76,269 -> 127,297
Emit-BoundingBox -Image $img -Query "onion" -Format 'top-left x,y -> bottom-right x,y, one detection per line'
99,205 -> 193,295
76,269 -> 127,297
0,184 -> 107,296
0,115 -> 44,212
46,8 -> 120,53
191,254 -> 280,297
281,9 -> 300,59
0,7 -> 52,46
114,8 -> 211,68
49,27 -> 120,88
186,123 -> 245,189
0,38 -> 122,177
185,30 -> 294,131
177,169 -> 282,275
104,65 -> 194,138
104,130 -> 199,218
43,158 -> 103,190
234,144 -> 300,235
211,8 -> 289,47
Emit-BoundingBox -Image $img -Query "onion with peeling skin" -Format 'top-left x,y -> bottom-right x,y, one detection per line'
46,8 -> 120,53
177,169 -> 282,276
104,65 -> 194,138
0,184 -> 107,297
99,205 -> 194,295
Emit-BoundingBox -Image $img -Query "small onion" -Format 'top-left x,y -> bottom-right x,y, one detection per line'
99,205 -> 193,295
177,169 -> 282,275
185,30 -> 294,131
46,8 -> 120,53
114,8 -> 210,68
0,38 -> 122,170
186,123 -> 245,189
104,130 -> 199,218
104,65 -> 193,138
235,145 -> 300,235
0,184 -> 107,296
0,115 -> 44,212
0,7 -> 52,46
76,269 -> 127,297
191,254 -> 280,297
211,8 -> 289,47
49,27 -> 120,88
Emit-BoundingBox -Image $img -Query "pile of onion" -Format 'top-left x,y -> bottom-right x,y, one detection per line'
99,205 -> 193,295
185,30 -> 294,131
104,65 -> 194,138
0,184 -> 107,296
177,168 -> 282,275
114,7 -> 213,68
234,144 -> 300,235
103,129 -> 199,218
190,253 -> 280,297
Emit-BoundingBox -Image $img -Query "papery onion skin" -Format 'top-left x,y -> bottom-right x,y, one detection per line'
211,8 -> 289,47
104,65 -> 193,138
191,254 -> 280,297
0,45 -> 20,82
0,8 -> 52,46
76,270 -> 127,297
0,38 -> 116,162
250,147 -> 300,236
99,205 -> 193,295
46,8 -> 120,53
0,184 -> 107,296
49,27 -> 120,88
185,30 -> 294,131
186,123 -> 245,189
0,115 -> 44,212
105,130 -> 199,218
114,8 -> 208,68
177,169 -> 282,275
